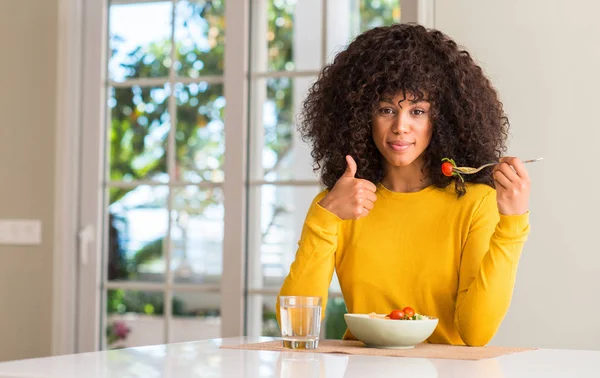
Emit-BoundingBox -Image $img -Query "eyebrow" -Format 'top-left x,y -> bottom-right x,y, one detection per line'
380,98 -> 430,105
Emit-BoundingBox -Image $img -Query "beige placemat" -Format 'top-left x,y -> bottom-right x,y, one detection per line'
221,339 -> 535,360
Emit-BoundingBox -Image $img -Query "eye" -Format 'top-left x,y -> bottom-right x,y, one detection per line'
378,107 -> 395,115
411,108 -> 426,116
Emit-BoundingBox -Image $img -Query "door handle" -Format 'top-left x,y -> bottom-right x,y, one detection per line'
78,224 -> 95,265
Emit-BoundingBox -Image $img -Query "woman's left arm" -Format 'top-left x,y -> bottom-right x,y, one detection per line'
454,157 -> 531,346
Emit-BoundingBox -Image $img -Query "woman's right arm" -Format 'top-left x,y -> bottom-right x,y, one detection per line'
276,155 -> 377,322
276,191 -> 342,322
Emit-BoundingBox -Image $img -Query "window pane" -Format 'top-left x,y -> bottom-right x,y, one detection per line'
175,83 -> 225,183
324,297 -> 347,339
249,77 -> 318,182
326,0 -> 401,63
246,295 -> 280,337
359,0 -> 401,32
171,292 -> 221,342
175,0 -> 225,77
247,185 -> 321,290
251,0 -> 324,73
108,85 -> 171,183
106,289 -> 165,349
108,185 -> 168,282
108,1 -> 173,82
171,186 -> 224,283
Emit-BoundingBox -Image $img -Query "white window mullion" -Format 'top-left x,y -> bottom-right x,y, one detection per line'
104,281 -> 221,292
248,180 -> 320,187
246,0 -> 269,338
321,0 -> 328,66
105,281 -> 165,291
326,0 -> 356,65
169,283 -> 221,293
99,0 -> 113,352
163,0 -> 177,344
111,0 -> 166,5
109,77 -> 172,88
77,0 -> 108,353
250,70 -> 321,79
294,0 -> 324,181
247,288 -> 344,298
109,75 -> 224,88
417,0 -> 436,27
54,0 -> 84,356
290,2 -> 327,319
221,0 -> 250,338
104,180 -> 224,189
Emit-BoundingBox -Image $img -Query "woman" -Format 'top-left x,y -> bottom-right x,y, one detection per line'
277,23 -> 531,346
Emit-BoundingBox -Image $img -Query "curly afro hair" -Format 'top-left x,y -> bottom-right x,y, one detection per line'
298,23 -> 509,197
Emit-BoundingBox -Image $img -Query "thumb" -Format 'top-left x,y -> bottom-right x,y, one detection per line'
343,155 -> 357,178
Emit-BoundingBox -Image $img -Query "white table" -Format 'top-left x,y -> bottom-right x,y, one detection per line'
0,337 -> 598,377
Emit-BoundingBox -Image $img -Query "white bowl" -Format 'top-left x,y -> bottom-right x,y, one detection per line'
344,313 -> 439,349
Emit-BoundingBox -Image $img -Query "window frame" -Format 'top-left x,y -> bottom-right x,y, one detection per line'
54,0 -> 426,353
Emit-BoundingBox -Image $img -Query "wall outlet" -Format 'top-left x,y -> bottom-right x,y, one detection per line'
0,220 -> 42,245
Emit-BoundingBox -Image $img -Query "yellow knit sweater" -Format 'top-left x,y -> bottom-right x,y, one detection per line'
277,182 -> 530,346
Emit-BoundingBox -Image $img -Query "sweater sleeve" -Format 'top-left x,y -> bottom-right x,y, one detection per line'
276,191 -> 343,324
454,190 -> 530,346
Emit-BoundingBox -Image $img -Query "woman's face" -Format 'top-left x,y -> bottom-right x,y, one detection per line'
371,92 -> 433,170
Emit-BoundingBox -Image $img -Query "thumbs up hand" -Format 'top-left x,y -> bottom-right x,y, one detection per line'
318,155 -> 378,220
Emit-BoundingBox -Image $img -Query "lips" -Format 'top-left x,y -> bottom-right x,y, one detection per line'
387,140 -> 414,152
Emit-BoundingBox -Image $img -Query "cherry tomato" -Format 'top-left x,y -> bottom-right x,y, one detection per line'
441,162 -> 454,177
389,309 -> 405,320
402,307 -> 415,318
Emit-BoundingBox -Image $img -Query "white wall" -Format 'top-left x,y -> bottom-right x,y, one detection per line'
435,0 -> 600,350
0,0 -> 58,361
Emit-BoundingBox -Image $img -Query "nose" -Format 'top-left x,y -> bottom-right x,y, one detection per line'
391,112 -> 410,135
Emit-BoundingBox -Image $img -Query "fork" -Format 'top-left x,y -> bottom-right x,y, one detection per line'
453,157 -> 544,175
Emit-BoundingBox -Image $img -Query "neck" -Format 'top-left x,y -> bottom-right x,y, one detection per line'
380,159 -> 431,193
